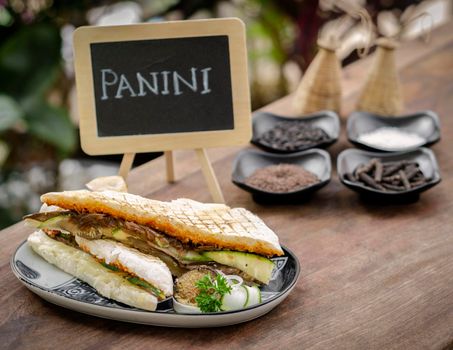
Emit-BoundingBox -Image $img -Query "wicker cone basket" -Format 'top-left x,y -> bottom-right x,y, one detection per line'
293,37 -> 342,115
356,37 -> 404,116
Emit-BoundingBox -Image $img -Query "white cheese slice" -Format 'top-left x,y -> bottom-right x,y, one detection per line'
75,236 -> 173,297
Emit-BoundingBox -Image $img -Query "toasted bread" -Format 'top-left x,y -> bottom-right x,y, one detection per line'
28,230 -> 159,311
41,190 -> 283,257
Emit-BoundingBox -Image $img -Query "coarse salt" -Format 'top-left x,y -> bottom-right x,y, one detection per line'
357,127 -> 425,150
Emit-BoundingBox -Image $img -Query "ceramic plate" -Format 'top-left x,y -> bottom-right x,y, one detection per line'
337,147 -> 441,201
11,240 -> 300,327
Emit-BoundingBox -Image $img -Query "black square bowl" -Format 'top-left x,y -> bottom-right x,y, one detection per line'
232,148 -> 331,203
337,147 -> 441,201
347,110 -> 440,152
251,110 -> 340,153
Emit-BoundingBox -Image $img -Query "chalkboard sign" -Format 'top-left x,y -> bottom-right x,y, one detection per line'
73,18 -> 251,155
91,36 -> 234,137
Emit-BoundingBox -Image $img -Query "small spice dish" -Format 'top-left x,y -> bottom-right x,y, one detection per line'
337,147 -> 441,201
251,110 -> 340,153
232,148 -> 331,202
347,110 -> 440,152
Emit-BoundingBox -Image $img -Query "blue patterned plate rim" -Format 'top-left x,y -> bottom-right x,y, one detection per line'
11,239 -> 300,317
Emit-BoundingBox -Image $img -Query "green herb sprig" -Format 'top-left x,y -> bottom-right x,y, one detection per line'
195,274 -> 232,312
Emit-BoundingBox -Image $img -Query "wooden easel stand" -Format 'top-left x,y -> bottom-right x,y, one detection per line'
118,150 -> 225,203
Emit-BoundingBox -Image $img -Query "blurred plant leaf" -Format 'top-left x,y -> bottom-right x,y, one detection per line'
0,139 -> 9,166
0,22 -> 75,155
0,22 -> 61,101
25,100 -> 76,154
246,2 -> 296,65
0,94 -> 24,131
0,7 -> 13,27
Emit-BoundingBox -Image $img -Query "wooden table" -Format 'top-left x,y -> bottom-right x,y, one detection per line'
1,22 -> 452,350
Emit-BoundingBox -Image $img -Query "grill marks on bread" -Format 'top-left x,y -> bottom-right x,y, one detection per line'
41,190 -> 283,257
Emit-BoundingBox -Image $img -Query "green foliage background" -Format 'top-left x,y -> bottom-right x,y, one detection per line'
0,22 -> 76,155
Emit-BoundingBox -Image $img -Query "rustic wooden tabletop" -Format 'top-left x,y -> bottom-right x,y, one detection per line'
1,21 -> 452,350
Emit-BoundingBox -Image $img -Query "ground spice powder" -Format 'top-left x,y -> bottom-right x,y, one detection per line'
245,164 -> 320,193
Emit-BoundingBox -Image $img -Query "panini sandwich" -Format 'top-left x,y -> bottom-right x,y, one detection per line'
25,190 -> 283,309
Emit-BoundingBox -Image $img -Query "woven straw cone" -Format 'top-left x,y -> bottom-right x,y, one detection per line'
293,39 -> 342,115
357,37 -> 403,116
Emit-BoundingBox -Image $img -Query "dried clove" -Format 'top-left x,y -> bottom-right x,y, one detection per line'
383,175 -> 401,182
348,158 -> 428,193
405,165 -> 419,180
382,163 -> 405,176
398,170 -> 411,190
382,183 -> 406,191
345,172 -> 356,182
358,172 -> 385,190
411,179 -> 428,188
374,162 -> 383,182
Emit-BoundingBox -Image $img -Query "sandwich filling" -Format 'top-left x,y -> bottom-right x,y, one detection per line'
25,210 -> 276,284
27,230 -> 163,311
40,227 -> 172,301
76,236 -> 173,298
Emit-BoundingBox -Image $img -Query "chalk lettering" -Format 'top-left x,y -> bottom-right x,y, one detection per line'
201,67 -> 212,94
99,67 -> 213,99
173,67 -> 197,96
137,72 -> 159,96
161,71 -> 170,95
101,69 -> 118,100
115,74 -> 137,99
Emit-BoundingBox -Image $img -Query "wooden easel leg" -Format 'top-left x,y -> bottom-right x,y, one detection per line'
195,148 -> 225,204
165,151 -> 175,183
118,153 -> 135,179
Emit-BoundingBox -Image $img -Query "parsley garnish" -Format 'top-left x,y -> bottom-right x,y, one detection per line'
195,274 -> 232,312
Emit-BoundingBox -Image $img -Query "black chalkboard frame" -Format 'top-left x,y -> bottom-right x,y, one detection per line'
73,18 -> 251,156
